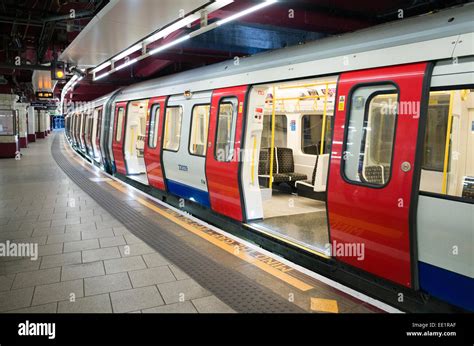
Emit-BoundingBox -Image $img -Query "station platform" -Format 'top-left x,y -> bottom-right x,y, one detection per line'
0,131 -> 393,314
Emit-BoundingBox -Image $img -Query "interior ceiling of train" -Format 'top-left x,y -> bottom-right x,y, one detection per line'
0,0 -> 470,102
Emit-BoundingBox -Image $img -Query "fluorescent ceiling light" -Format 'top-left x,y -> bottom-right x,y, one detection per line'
94,71 -> 110,81
148,35 -> 190,55
113,44 -> 142,62
115,58 -> 138,71
144,16 -> 197,44
91,61 -> 111,73
217,0 -> 277,26
143,0 -> 233,45
88,0 -> 275,82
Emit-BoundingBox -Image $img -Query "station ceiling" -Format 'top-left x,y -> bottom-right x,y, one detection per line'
0,0 -> 470,103
0,0 -> 107,97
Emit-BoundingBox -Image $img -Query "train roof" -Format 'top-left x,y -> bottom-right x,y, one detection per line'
105,3 -> 473,103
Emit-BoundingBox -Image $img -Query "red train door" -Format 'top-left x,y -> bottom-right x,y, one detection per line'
112,102 -> 127,175
206,85 -> 248,221
327,63 -> 430,288
144,96 -> 167,191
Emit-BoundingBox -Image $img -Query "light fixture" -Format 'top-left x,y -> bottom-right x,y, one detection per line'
143,0 -> 234,44
89,0 -> 277,82
94,71 -> 110,81
148,35 -> 190,55
144,17 -> 196,45
184,90 -> 192,99
216,0 -> 277,26
91,61 -> 111,74
115,58 -> 138,71
113,44 -> 142,62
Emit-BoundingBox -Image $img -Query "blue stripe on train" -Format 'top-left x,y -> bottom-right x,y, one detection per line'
419,261 -> 474,311
166,179 -> 210,208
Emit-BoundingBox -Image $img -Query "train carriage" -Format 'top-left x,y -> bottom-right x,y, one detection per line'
65,4 -> 474,311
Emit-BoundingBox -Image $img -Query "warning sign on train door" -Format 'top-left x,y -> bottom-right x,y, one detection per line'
338,95 -> 346,111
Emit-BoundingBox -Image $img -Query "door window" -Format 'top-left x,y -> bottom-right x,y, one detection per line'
343,84 -> 398,186
163,106 -> 183,151
148,104 -> 160,149
189,104 -> 210,156
115,108 -> 124,142
215,97 -> 238,162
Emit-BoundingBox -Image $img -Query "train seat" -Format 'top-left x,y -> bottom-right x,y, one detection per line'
258,148 -> 291,186
363,165 -> 389,185
258,147 -> 308,186
258,149 -> 280,185
275,147 -> 308,183
462,176 -> 474,199
295,155 -> 318,189
295,155 -> 326,201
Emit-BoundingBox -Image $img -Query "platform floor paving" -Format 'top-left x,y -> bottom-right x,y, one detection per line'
0,132 -> 385,314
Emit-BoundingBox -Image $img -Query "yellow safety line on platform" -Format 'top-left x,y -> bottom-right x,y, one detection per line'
310,297 -> 339,313
63,138 -> 315,292
106,179 -> 313,292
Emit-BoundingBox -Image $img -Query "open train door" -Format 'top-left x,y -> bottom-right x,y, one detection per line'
327,63 -> 432,289
206,85 -> 248,221
112,101 -> 128,175
144,96 -> 167,191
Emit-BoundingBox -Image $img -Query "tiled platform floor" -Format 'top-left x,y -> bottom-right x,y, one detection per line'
0,134 -> 233,313
0,132 -> 385,314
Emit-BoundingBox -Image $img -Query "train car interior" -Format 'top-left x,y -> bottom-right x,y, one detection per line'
244,77 -> 337,254
420,88 -> 474,198
124,99 -> 149,184
415,57 -> 474,295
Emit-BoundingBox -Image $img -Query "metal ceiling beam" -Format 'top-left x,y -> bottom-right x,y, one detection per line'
43,10 -> 95,22
0,63 -> 51,71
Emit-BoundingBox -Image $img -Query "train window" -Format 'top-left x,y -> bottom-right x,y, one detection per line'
215,97 -> 238,162
163,106 -> 183,151
87,114 -> 93,145
422,93 -> 450,171
301,114 -> 332,155
420,88 -> 474,200
189,104 -> 210,156
96,109 -> 102,144
148,104 -> 160,149
80,113 -> 86,142
343,84 -> 398,186
261,114 -> 287,148
115,108 -> 124,142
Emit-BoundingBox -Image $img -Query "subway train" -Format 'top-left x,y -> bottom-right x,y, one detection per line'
64,4 -> 474,312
